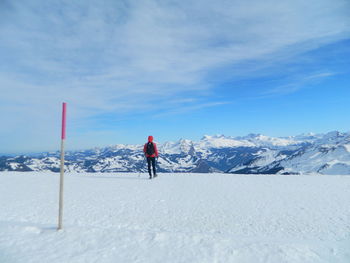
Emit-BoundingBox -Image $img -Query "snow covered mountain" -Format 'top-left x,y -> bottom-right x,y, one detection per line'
243,131 -> 350,175
1,131 -> 349,174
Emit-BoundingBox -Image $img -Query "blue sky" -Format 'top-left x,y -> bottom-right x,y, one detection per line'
0,0 -> 350,154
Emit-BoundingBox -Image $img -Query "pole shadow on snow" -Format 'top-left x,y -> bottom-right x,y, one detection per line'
0,220 -> 57,234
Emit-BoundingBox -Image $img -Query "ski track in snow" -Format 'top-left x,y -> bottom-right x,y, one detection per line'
0,172 -> 350,263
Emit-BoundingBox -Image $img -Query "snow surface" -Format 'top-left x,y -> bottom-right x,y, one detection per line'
0,172 -> 350,263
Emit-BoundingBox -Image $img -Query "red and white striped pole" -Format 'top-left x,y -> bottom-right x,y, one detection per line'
58,102 -> 67,230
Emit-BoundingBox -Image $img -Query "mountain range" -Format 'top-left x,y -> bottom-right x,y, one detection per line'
1,131 -> 350,175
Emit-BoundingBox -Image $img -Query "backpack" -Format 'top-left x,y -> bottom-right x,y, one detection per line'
146,142 -> 155,155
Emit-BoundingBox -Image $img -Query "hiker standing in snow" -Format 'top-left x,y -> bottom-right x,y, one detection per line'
143,136 -> 159,179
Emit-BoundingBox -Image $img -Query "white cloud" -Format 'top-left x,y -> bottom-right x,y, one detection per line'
264,71 -> 338,95
153,101 -> 231,118
0,0 -> 349,151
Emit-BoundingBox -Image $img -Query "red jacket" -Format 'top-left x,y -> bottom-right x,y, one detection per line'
143,136 -> 159,157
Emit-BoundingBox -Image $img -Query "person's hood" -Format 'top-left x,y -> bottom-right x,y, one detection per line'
148,136 -> 153,142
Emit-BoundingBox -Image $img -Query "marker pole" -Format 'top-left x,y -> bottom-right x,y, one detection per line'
58,102 -> 67,230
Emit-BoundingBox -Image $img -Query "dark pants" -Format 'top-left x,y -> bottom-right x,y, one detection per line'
147,157 -> 157,177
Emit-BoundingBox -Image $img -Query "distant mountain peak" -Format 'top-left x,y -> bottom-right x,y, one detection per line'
2,131 -> 350,175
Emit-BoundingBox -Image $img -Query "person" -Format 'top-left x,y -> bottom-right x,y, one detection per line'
143,135 -> 159,179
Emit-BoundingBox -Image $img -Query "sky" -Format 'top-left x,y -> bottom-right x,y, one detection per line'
0,0 -> 350,154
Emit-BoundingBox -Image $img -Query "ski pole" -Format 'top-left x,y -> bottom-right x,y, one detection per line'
138,155 -> 146,177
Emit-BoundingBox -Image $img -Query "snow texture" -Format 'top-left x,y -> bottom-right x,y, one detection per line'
0,172 -> 350,263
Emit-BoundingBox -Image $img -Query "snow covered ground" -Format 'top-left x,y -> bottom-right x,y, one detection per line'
0,172 -> 350,263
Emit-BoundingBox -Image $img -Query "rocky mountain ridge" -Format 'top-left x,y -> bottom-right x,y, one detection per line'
1,131 -> 349,175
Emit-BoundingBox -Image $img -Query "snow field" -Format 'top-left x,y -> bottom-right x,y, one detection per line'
0,172 -> 350,263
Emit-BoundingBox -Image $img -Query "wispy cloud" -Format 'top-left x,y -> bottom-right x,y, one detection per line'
153,101 -> 231,118
0,0 -> 349,151
264,71 -> 337,95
